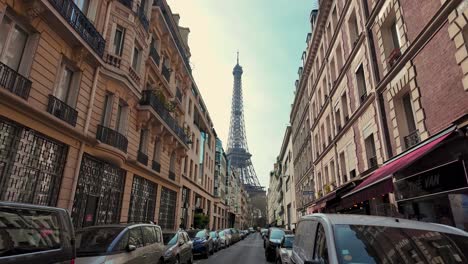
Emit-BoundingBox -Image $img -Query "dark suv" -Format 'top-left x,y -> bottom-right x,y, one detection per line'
0,202 -> 75,264
264,228 -> 291,262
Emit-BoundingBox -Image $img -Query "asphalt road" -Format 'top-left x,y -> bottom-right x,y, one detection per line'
194,233 -> 269,264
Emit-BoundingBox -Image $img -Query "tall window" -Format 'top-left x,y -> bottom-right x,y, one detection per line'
115,100 -> 128,134
402,93 -> 416,133
153,140 -> 161,162
138,129 -> 148,154
335,108 -> 341,132
365,134 -> 377,169
113,25 -> 125,56
341,92 -> 349,120
132,44 -> 141,71
101,93 -> 114,127
356,65 -> 367,102
390,21 -> 400,51
169,151 -> 176,173
74,0 -> 90,14
348,10 -> 359,46
339,152 -> 346,183
0,15 -> 29,72
55,64 -> 79,106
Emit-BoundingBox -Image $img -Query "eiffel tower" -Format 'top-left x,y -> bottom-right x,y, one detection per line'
226,52 -> 264,193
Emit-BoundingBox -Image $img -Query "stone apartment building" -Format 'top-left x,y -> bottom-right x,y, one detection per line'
290,0 -> 468,230
267,162 -> 284,226
0,0 -> 228,231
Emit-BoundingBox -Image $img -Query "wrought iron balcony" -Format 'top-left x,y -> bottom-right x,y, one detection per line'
404,130 -> 420,149
137,5 -> 149,31
162,65 -> 171,82
48,0 -> 106,57
169,171 -> 176,180
0,61 -> 31,99
140,90 -> 189,145
119,0 -> 133,9
152,160 -> 161,172
96,125 -> 128,153
47,95 -> 78,126
149,46 -> 161,66
137,151 -> 148,165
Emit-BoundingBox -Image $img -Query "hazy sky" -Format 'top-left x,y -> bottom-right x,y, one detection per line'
167,1 -> 313,187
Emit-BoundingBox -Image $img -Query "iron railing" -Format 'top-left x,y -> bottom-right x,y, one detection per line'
96,125 -> 128,153
104,53 -> 121,68
149,46 -> 161,66
119,0 -> 133,9
169,171 -> 175,180
159,187 -> 177,230
47,95 -> 78,126
140,90 -> 189,144
0,61 -> 31,99
137,151 -> 148,166
153,0 -> 191,74
128,175 -> 156,223
162,65 -> 171,82
404,130 -> 420,149
48,0 -> 106,57
137,5 -> 149,31
152,160 -> 161,172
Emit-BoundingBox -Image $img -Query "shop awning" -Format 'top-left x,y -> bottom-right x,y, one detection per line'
309,191 -> 336,212
342,128 -> 455,206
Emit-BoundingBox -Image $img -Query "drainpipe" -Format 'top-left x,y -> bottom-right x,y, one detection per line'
67,1 -> 112,211
362,0 -> 393,160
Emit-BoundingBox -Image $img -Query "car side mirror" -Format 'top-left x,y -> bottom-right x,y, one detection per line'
126,244 -> 136,252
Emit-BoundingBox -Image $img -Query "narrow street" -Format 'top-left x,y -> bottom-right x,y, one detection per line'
194,233 -> 268,264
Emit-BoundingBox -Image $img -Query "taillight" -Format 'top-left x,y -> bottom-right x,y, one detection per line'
70,259 -> 75,264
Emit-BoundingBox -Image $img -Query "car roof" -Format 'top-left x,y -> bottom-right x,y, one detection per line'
303,214 -> 468,236
77,223 -> 161,231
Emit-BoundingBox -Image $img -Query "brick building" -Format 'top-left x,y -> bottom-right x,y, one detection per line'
290,0 -> 468,230
0,0 -> 228,231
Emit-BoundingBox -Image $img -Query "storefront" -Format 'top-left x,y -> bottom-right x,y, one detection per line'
394,130 -> 468,231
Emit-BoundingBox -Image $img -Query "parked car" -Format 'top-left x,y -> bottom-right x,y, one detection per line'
291,214 -> 468,264
209,231 -> 221,252
276,234 -> 294,264
229,228 -> 241,243
220,229 -> 232,247
0,202 -> 75,264
240,230 -> 246,240
187,229 -> 213,258
75,223 -> 165,264
261,228 -> 268,246
249,227 -> 255,233
265,228 -> 289,261
218,230 -> 229,248
162,230 -> 193,264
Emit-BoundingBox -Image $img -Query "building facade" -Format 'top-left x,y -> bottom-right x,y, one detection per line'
0,0 -> 230,231
267,163 -> 284,226
279,127 -> 297,230
289,0 -> 468,231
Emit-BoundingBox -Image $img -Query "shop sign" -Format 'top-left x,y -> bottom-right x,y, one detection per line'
394,160 -> 467,201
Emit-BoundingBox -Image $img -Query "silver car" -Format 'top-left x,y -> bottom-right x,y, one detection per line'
291,214 -> 468,264
75,223 -> 165,264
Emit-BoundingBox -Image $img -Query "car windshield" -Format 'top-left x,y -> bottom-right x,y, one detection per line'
163,233 -> 177,246
196,230 -> 207,238
334,225 -> 468,264
270,229 -> 285,240
282,236 -> 294,248
76,227 -> 123,255
210,231 -> 217,238
219,231 -> 225,237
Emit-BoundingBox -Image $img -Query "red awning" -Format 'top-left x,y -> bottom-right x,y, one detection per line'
342,129 -> 454,206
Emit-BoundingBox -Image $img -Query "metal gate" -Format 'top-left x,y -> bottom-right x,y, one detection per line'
0,118 -> 68,206
128,175 -> 157,223
159,186 -> 177,230
72,154 -> 125,228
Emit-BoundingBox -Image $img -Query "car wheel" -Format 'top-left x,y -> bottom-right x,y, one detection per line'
187,254 -> 193,264
204,248 -> 210,259
276,258 -> 282,264
175,255 -> 180,264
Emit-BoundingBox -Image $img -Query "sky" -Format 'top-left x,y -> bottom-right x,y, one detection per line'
167,0 -> 314,187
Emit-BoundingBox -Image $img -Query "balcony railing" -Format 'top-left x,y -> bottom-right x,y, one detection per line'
119,0 -> 133,9
49,0 -> 105,57
137,5 -> 149,31
404,130 -> 420,149
150,46 -> 161,66
104,53 -> 121,68
96,125 -> 128,153
47,95 -> 78,126
388,48 -> 401,67
162,65 -> 171,82
140,90 -> 189,145
169,171 -> 175,180
137,151 -> 148,165
152,160 -> 161,172
0,61 -> 31,99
